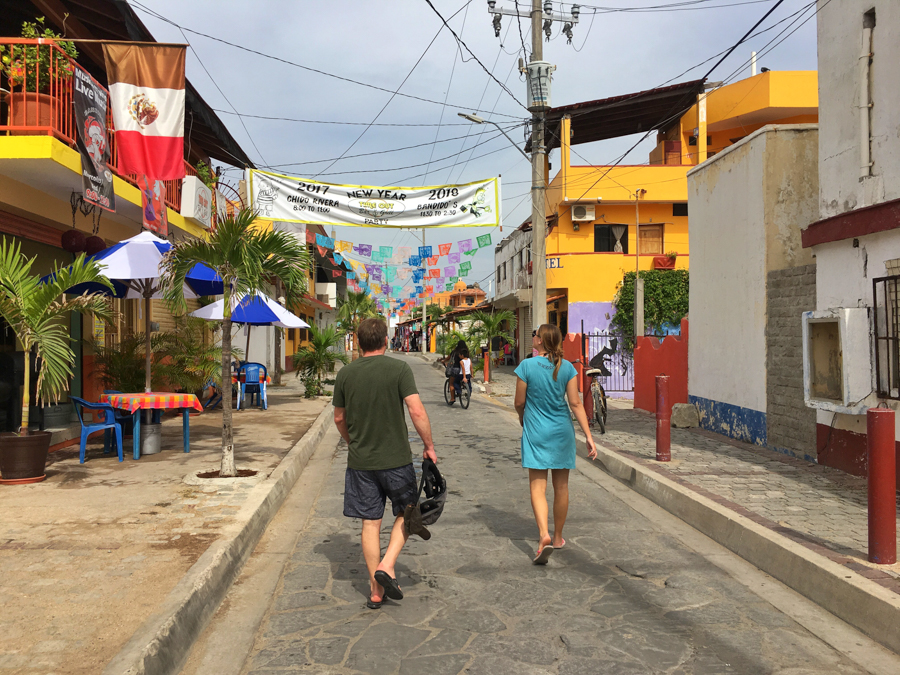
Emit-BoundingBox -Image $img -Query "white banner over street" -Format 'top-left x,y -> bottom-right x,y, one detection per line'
246,169 -> 500,229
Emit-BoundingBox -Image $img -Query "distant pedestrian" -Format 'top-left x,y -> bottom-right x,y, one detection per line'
514,324 -> 596,564
333,318 -> 437,608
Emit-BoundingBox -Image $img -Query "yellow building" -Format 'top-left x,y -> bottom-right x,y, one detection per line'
0,6 -> 253,434
540,71 -> 818,334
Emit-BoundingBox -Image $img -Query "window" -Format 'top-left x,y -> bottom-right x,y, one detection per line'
594,224 -> 628,253
496,266 -> 501,282
502,262 -> 507,280
673,203 -> 688,217
638,224 -> 664,255
874,275 -> 900,399
467,297 -> 474,305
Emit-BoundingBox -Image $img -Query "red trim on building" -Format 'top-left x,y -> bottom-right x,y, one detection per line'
801,197 -> 900,248
0,210 -> 63,248
816,423 -> 900,487
301,294 -> 332,312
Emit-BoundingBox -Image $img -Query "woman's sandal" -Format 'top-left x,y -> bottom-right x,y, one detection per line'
366,596 -> 383,610
533,545 -> 554,565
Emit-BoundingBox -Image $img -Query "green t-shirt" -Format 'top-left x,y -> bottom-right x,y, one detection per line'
332,355 -> 419,470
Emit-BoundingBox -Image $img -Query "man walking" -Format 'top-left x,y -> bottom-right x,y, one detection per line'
333,317 -> 437,609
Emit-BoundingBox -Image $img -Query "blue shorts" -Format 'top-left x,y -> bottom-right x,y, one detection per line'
343,464 -> 418,520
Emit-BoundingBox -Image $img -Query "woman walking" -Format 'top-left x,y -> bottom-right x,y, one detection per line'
514,324 -> 597,564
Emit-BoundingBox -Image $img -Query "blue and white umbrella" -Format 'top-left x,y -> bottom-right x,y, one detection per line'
190,291 -> 309,361
48,231 -> 223,393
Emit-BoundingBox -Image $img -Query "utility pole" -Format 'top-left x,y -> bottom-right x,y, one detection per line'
487,1 -> 578,329
634,188 -> 646,339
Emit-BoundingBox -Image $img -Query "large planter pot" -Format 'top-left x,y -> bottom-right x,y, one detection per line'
0,431 -> 51,484
9,92 -> 58,133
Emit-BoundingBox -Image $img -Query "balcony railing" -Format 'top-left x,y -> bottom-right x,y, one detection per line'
0,38 -> 195,213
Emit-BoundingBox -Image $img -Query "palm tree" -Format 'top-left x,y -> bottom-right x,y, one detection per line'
292,324 -> 349,395
0,238 -> 114,434
162,209 -> 311,477
337,290 -> 378,357
467,309 -> 517,383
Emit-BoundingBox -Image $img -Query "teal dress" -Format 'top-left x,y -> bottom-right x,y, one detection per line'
515,356 -> 578,469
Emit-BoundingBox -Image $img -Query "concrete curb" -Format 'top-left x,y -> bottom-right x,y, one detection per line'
571,432 -> 900,656
103,404 -> 334,675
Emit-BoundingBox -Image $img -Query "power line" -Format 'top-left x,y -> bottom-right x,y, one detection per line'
257,123 -> 522,170
313,0 -> 475,178
210,110 -> 520,127
579,0 -> 775,12
423,0 -> 528,111
424,2 -> 471,182
129,0 -> 521,120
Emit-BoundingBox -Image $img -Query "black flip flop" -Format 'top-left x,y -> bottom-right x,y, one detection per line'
533,545 -> 554,565
366,596 -> 383,610
374,570 -> 404,600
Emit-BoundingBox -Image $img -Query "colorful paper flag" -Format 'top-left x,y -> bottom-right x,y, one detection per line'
336,240 -> 353,253
317,245 -> 327,257
418,246 -> 433,258
380,246 -> 392,257
477,233 -> 492,248
332,269 -> 343,277
355,244 -> 372,257
438,243 -> 452,256
347,272 -> 355,279
427,256 -> 439,267
464,249 -> 478,257
460,268 -> 469,277
306,229 -> 317,244
428,269 -> 440,279
460,261 -> 472,271
444,266 -> 456,277
333,253 -> 343,265
448,252 -> 461,264
458,239 -> 473,253
408,255 -> 421,267
371,251 -> 384,263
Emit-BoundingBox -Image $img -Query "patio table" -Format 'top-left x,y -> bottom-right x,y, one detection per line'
99,393 -> 203,460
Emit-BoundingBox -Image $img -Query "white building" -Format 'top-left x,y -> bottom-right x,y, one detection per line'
687,125 -> 819,454
492,220 -> 533,363
799,0 -> 900,477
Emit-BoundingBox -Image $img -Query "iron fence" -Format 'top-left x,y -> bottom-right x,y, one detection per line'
582,332 -> 634,393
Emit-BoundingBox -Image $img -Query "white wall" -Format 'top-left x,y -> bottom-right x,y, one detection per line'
688,135 -> 768,413
818,0 -> 900,217
494,228 -> 532,298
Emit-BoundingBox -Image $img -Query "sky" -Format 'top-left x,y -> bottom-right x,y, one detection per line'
130,0 -> 819,300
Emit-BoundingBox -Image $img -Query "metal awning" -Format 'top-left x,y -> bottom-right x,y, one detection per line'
526,79 -> 706,152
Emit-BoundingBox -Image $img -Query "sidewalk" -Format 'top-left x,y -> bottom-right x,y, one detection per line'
0,378 -> 327,675
600,400 -> 900,586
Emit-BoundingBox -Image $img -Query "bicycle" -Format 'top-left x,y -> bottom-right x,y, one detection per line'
443,377 -> 470,409
585,368 -> 608,434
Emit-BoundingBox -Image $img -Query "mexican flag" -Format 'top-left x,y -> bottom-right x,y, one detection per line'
102,44 -> 186,180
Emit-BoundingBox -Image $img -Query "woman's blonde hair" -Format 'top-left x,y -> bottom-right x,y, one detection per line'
537,324 -> 565,380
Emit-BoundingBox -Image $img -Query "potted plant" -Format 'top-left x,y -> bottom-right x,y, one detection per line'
654,251 -> 678,270
0,237 -> 113,483
293,324 -> 349,397
0,17 -> 78,132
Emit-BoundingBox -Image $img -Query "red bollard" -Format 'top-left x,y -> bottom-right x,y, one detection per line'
867,408 -> 897,565
656,375 -> 671,462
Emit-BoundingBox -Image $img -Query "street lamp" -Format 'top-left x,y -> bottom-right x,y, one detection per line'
457,112 -> 529,161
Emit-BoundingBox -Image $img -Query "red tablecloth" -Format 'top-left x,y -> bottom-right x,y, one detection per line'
100,392 -> 204,413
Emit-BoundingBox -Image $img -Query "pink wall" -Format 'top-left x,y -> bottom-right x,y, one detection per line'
634,319 -> 689,413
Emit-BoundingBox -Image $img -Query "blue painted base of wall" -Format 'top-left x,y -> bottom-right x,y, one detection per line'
689,395 -> 767,447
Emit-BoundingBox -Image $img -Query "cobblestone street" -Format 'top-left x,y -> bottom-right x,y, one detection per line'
237,355 -> 884,674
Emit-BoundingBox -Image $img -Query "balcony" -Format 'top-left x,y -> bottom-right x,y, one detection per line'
0,38 -> 197,213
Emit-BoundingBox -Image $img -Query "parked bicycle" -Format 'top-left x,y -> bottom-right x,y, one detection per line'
585,367 -> 608,433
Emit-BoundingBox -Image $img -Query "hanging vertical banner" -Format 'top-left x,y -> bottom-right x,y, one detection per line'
246,170 -> 500,228
103,44 -> 186,180
74,68 -> 116,212
139,175 -> 167,236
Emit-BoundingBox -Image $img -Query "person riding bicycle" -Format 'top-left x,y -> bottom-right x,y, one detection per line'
445,340 -> 469,404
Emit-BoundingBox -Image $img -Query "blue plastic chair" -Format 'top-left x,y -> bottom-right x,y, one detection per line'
71,397 -> 124,464
236,363 -> 268,410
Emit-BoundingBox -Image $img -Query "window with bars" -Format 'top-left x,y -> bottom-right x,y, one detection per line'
874,275 -> 900,399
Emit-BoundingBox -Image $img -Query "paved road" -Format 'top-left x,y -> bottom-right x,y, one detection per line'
238,354 -> 876,675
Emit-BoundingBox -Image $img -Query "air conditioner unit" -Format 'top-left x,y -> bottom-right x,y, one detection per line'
572,204 -> 595,222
